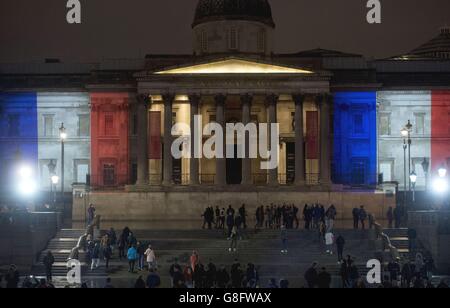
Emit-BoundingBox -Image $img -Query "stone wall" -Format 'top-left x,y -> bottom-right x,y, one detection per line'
73,188 -> 395,222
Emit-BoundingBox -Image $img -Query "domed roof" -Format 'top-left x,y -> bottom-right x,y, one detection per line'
193,0 -> 275,28
410,27 -> 450,59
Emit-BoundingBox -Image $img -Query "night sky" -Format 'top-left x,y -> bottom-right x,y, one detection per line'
1,0 -> 449,63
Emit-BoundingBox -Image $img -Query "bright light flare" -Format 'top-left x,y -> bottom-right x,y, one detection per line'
433,178 -> 448,194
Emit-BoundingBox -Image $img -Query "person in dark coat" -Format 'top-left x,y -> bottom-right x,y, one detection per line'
336,235 -> 346,262
387,259 -> 401,283
43,251 -> 55,282
103,245 -> 112,269
239,204 -> 247,229
216,266 -> 230,288
5,265 -> 20,289
134,276 -> 146,288
226,214 -> 235,239
352,207 -> 360,229
146,269 -> 161,288
304,262 -> 318,288
317,267 -> 332,288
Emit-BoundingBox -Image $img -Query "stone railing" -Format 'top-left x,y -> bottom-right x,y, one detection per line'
373,221 -> 400,261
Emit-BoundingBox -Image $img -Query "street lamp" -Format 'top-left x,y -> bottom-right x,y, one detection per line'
59,123 -> 67,209
51,175 -> 59,208
401,120 -> 413,209
438,167 -> 447,178
410,171 -> 417,203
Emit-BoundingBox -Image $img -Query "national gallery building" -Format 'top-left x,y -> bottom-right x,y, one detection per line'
1,0 -> 450,221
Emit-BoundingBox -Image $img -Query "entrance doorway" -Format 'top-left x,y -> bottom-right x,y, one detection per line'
226,144 -> 242,184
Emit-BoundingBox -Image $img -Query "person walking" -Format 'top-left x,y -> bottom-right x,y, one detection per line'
87,204 -> 96,226
325,231 -> 334,255
336,234 -> 345,262
127,244 -> 138,273
91,242 -> 101,270
226,213 -> 235,239
147,268 -> 161,288
43,251 -> 55,282
137,241 -> 146,271
229,225 -> 238,253
103,244 -> 112,269
239,204 -> 247,229
281,224 -> 288,254
145,244 -> 157,271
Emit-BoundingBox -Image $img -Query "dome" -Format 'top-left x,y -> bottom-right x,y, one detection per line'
193,0 -> 275,28
410,27 -> 450,59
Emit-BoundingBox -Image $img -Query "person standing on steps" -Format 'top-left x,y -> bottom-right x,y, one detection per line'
359,206 -> 368,230
91,242 -> 101,271
317,267 -> 332,288
387,207 -> 394,229
304,262 -> 318,288
229,225 -> 238,253
145,244 -> 157,271
352,207 -> 360,229
103,244 -> 112,269
239,204 -> 247,229
336,234 -> 345,263
226,212 -> 235,239
43,251 -> 55,282
127,244 -> 138,273
87,204 -> 95,226
325,230 -> 334,255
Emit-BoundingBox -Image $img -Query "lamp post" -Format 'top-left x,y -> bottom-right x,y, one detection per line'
401,120 -> 413,208
51,175 -> 59,209
59,123 -> 67,209
410,171 -> 417,203
421,158 -> 430,191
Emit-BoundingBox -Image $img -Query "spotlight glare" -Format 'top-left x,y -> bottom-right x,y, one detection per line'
433,178 -> 448,194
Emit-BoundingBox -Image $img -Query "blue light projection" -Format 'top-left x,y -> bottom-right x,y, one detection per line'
0,92 -> 38,192
332,92 -> 377,186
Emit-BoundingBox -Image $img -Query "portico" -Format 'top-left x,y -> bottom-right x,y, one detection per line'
131,57 -> 333,189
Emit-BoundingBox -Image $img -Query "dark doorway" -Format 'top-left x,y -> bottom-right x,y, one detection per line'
286,142 -> 295,184
226,145 -> 242,185
351,159 -> 366,186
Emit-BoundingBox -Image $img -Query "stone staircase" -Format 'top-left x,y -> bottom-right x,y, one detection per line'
382,228 -> 410,258
28,227 -> 377,288
30,229 -> 108,288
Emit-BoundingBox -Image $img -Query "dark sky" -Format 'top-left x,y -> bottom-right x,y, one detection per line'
1,0 -> 449,62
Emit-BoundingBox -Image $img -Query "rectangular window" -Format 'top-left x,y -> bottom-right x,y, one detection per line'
379,161 -> 393,182
201,31 -> 208,52
78,114 -> 90,137
103,164 -> 116,186
229,27 -> 238,50
8,114 -> 20,137
379,113 -> 391,136
43,115 -> 54,137
413,158 -> 427,188
353,114 -> 364,134
104,114 -> 114,135
74,160 -> 89,183
257,29 -> 266,52
414,113 -> 425,135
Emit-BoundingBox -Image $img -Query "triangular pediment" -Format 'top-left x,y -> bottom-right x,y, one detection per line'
155,58 -> 313,75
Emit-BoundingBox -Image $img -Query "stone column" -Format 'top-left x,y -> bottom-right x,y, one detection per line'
266,94 -> 279,186
293,94 -> 306,186
318,94 -> 332,185
189,94 -> 201,185
215,94 -> 227,186
241,94 -> 253,185
162,94 -> 175,186
136,94 -> 150,186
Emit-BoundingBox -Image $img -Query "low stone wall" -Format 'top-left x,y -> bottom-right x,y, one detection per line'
0,212 -> 60,272
73,188 -> 395,222
409,211 -> 450,274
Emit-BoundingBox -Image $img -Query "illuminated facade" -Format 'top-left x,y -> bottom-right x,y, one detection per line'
1,0 -> 449,219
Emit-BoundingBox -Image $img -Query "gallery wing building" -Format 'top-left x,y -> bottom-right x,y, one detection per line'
1,0 -> 449,221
